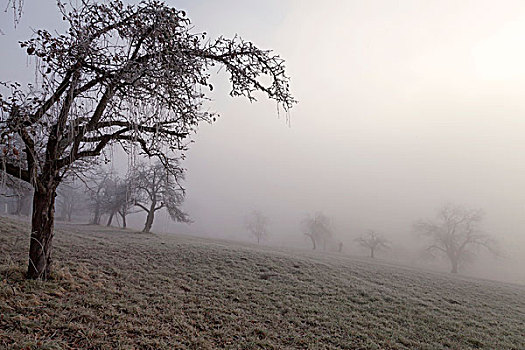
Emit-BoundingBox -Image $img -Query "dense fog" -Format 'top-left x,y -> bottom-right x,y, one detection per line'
2,0 -> 525,284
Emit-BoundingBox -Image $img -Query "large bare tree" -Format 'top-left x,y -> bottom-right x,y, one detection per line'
414,204 -> 497,273
0,0 -> 295,279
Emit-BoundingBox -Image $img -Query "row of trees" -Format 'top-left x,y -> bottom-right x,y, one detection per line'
245,210 -> 388,257
244,204 -> 497,274
1,161 -> 190,233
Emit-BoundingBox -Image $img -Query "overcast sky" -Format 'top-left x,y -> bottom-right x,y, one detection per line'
2,0 -> 525,283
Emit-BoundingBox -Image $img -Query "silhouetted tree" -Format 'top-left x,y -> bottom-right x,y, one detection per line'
356,230 -> 389,258
131,162 -> 189,233
245,210 -> 269,244
302,212 -> 332,250
414,204 -> 497,273
0,0 -> 294,279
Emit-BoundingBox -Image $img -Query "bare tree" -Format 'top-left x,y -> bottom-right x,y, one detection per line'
85,170 -> 114,225
56,182 -> 83,222
245,210 -> 269,244
302,212 -> 332,250
414,204 -> 497,273
103,177 -> 134,228
355,230 -> 389,258
131,162 -> 189,233
0,0 -> 294,279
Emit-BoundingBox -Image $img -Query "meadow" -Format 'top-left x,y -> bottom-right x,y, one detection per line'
1,216 -> 524,349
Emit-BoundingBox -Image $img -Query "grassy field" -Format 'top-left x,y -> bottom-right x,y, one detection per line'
1,216 -> 524,349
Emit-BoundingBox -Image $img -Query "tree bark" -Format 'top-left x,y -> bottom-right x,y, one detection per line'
27,185 -> 57,280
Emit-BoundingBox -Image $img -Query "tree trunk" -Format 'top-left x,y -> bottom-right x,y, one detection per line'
119,211 -> 127,229
27,186 -> 57,280
142,202 -> 156,233
91,203 -> 101,225
106,211 -> 115,227
370,248 -> 375,259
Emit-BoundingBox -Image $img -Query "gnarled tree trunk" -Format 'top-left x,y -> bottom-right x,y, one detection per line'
27,184 -> 57,280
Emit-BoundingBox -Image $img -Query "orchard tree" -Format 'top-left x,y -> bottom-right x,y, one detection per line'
56,182 -> 84,222
0,0 -> 295,279
85,170 -> 114,225
103,176 -> 134,228
302,212 -> 332,250
355,230 -> 389,258
414,204 -> 497,273
245,210 -> 269,244
131,162 -> 189,233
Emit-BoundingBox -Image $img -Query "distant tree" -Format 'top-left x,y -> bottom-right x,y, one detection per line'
414,204 -> 498,273
302,212 -> 332,250
131,162 -> 189,233
56,182 -> 83,222
245,210 -> 269,244
0,0 -> 294,279
356,230 -> 389,258
85,170 -> 114,225
103,177 -> 134,228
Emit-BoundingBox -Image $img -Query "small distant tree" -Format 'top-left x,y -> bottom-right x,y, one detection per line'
56,182 -> 83,222
131,162 -> 190,233
356,230 -> 389,258
103,177 -> 134,228
245,210 -> 269,244
414,204 -> 498,273
302,212 -> 332,250
85,170 -> 114,225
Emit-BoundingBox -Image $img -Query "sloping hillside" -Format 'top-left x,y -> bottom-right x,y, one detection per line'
1,216 -> 524,349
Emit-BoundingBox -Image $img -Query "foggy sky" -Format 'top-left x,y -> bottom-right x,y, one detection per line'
1,0 -> 525,283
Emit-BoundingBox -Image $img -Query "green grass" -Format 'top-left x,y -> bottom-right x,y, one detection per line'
1,216 -> 524,349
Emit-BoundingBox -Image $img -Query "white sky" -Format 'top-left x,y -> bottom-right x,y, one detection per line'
2,0 -> 525,283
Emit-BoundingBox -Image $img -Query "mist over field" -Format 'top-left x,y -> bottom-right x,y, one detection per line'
2,1 -> 525,348
2,0 -> 525,285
